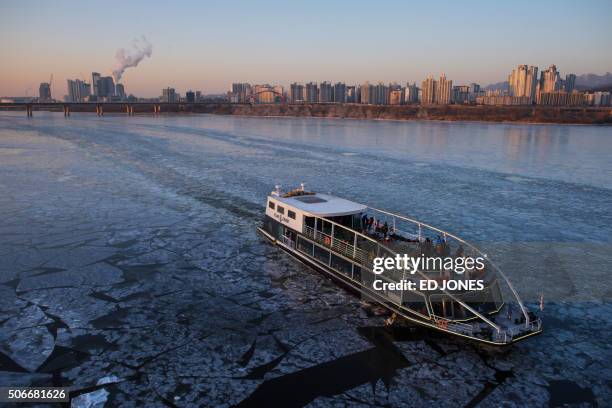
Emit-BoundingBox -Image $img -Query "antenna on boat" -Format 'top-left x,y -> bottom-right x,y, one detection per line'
300,182 -> 305,191
273,184 -> 281,196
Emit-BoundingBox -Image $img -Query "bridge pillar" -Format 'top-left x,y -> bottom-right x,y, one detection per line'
96,104 -> 103,116
130,105 -> 134,116
63,104 -> 70,117
26,105 -> 33,117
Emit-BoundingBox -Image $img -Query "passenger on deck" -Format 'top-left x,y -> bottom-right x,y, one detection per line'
455,244 -> 464,258
421,237 -> 433,256
382,222 -> 389,240
368,217 -> 374,231
361,213 -> 368,232
435,235 -> 445,255
443,241 -> 451,257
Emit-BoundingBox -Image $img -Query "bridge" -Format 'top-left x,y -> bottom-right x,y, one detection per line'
247,90 -> 286,104
0,101 -> 237,117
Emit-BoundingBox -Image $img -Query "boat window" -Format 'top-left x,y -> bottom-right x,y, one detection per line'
353,266 -> 361,281
297,237 -> 314,256
331,254 -> 352,276
268,201 -> 275,210
295,196 -> 327,204
329,215 -> 354,229
288,210 -> 296,219
314,245 -> 330,264
318,219 -> 332,235
277,206 -> 285,214
304,217 -> 315,228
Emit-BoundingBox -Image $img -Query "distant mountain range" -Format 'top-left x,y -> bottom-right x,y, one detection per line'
574,72 -> 612,90
485,72 -> 612,91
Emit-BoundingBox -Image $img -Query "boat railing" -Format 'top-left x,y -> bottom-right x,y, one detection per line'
280,234 -> 295,249
303,225 -> 370,265
494,330 -> 511,343
393,227 -> 421,242
301,213 -> 511,337
433,315 -> 475,336
367,206 -> 531,329
531,318 -> 542,331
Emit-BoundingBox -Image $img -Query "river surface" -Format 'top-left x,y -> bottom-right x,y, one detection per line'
0,112 -> 610,407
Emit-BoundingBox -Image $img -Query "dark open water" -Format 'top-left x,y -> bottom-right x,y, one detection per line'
0,112 -> 610,407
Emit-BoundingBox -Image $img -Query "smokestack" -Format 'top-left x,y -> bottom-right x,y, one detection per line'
112,36 -> 152,83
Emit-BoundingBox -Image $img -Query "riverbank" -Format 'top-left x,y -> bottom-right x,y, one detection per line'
4,103 -> 611,124
204,103 -> 612,125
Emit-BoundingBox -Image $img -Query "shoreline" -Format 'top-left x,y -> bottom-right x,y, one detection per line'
2,103 -> 611,125
205,112 -> 610,127
216,103 -> 612,125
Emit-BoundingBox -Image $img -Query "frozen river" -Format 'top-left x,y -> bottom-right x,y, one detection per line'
0,112 -> 610,407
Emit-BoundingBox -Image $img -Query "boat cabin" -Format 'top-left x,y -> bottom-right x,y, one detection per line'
265,187 -> 367,235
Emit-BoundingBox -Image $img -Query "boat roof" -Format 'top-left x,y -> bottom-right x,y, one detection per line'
273,192 -> 367,217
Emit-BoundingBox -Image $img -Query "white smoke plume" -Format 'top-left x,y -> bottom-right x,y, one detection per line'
112,36 -> 152,83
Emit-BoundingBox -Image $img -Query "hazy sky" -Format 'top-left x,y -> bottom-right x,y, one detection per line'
1,0 -> 611,97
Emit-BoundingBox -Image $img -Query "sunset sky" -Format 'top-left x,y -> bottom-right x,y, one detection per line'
1,0 -> 611,98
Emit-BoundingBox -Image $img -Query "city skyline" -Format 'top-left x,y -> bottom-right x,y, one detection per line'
1,0 -> 612,97
25,60 -> 607,109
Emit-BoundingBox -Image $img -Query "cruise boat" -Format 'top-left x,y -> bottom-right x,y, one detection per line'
258,184 -> 542,346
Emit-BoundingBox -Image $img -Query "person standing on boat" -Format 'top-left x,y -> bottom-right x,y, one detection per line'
435,235 -> 445,255
422,238 -> 433,257
382,222 -> 389,241
361,213 -> 368,232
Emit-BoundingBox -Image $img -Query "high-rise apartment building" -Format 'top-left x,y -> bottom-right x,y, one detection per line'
186,90 -> 195,103
389,89 -> 403,105
436,74 -> 452,104
66,79 -> 90,102
115,83 -> 126,99
91,72 -> 101,96
360,82 -> 373,104
421,75 -> 437,104
161,87 -> 178,103
540,65 -> 561,93
564,74 -> 576,93
305,82 -> 318,102
333,82 -> 346,103
319,82 -> 332,102
231,83 -> 252,103
536,65 -> 563,103
405,83 -> 419,103
290,83 -> 304,103
372,82 -> 389,105
346,86 -> 356,103
39,82 -> 51,101
96,76 -> 115,98
452,85 -> 470,104
508,65 -> 538,103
